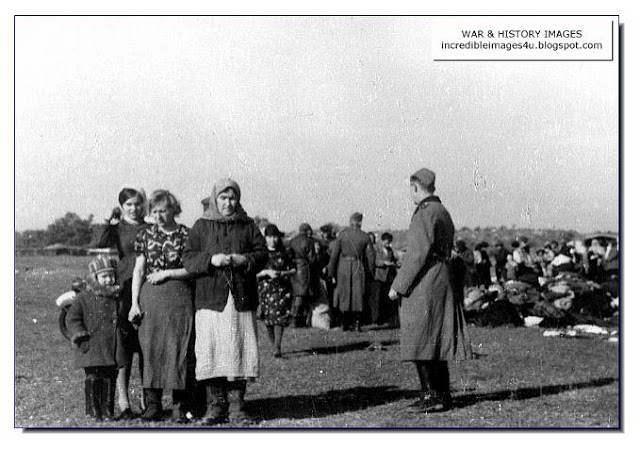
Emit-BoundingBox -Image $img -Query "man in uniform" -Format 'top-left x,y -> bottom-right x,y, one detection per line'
289,223 -> 323,327
389,168 -> 471,413
328,212 -> 375,332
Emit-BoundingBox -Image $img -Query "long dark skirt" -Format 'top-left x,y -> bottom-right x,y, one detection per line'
138,280 -> 194,390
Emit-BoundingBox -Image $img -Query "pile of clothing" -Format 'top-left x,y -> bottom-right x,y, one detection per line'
463,272 -> 618,328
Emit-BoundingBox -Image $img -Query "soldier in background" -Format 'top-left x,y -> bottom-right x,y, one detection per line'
328,212 -> 375,332
289,223 -> 322,327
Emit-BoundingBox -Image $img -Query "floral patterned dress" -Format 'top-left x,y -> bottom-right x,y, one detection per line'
257,247 -> 296,326
135,224 -> 194,390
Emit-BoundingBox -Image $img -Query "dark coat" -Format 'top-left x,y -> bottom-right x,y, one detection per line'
182,216 -> 268,312
66,281 -> 126,369
328,226 -> 375,312
374,244 -> 398,283
96,221 -> 149,283
391,196 -> 471,361
288,234 -> 324,297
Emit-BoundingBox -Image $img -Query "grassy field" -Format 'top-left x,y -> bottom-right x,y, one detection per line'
14,256 -> 620,429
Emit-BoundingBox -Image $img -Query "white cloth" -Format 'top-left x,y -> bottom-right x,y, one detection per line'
195,292 -> 259,381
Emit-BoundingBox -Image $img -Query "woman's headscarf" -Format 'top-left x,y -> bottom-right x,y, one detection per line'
203,177 -> 248,221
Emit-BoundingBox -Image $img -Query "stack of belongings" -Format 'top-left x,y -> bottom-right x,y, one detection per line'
463,284 -> 524,328
462,272 -> 618,328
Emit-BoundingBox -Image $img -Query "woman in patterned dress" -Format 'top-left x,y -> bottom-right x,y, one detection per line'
257,224 -> 296,358
128,190 -> 194,423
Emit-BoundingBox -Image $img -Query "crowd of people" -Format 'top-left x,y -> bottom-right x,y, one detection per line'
451,234 -> 619,293
62,169 -> 617,425
64,178 -> 408,425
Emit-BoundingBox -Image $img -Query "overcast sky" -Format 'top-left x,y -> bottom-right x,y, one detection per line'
14,16 -> 619,234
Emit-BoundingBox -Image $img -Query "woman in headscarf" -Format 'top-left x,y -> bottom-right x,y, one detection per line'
96,187 -> 149,420
183,178 -> 268,425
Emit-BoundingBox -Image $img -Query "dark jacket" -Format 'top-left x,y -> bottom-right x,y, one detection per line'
66,280 -> 126,369
328,226 -> 375,312
96,221 -> 149,283
182,216 -> 268,312
288,234 -> 324,297
374,244 -> 398,283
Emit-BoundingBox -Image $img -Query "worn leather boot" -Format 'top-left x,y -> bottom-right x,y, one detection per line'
227,380 -> 255,425
172,390 -> 189,423
140,388 -> 163,422
201,379 -> 228,425
87,378 -> 103,421
100,377 -> 116,421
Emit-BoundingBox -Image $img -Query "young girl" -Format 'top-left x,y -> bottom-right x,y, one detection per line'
256,224 -> 296,357
66,255 -> 126,422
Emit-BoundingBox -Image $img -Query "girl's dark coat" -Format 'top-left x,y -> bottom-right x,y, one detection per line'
182,216 -> 268,312
65,282 -> 126,369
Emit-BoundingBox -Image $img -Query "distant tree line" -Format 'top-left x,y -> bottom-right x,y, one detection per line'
16,212 -> 99,248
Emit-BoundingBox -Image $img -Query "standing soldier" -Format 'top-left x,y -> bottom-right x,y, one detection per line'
328,212 -> 375,332
289,223 -> 321,327
389,168 -> 471,413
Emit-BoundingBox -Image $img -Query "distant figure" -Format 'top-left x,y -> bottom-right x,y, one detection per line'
474,243 -> 491,288
319,224 -> 338,325
550,246 -> 576,276
587,239 -> 606,281
328,212 -> 375,332
371,232 -> 399,326
513,237 -> 537,284
505,254 -> 518,280
388,168 -> 471,414
455,239 -> 475,288
493,241 -> 509,283
256,224 -> 296,358
603,239 -> 619,278
289,223 -> 323,328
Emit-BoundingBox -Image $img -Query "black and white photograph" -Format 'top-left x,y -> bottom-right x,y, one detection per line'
8,9 -> 632,438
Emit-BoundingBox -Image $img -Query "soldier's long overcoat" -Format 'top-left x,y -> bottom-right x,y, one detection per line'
328,227 -> 375,312
391,196 -> 471,361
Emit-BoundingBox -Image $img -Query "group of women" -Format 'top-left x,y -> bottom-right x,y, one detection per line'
99,178 -> 293,425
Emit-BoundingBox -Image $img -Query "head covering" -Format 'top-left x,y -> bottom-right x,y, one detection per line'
299,223 -> 312,233
455,239 -> 467,251
350,212 -> 363,223
203,178 -> 248,221
410,168 -> 436,191
320,224 -> 333,233
264,224 -> 284,237
88,255 -> 117,276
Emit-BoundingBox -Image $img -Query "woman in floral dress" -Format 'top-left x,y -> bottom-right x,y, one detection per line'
257,224 -> 296,358
129,190 -> 194,423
